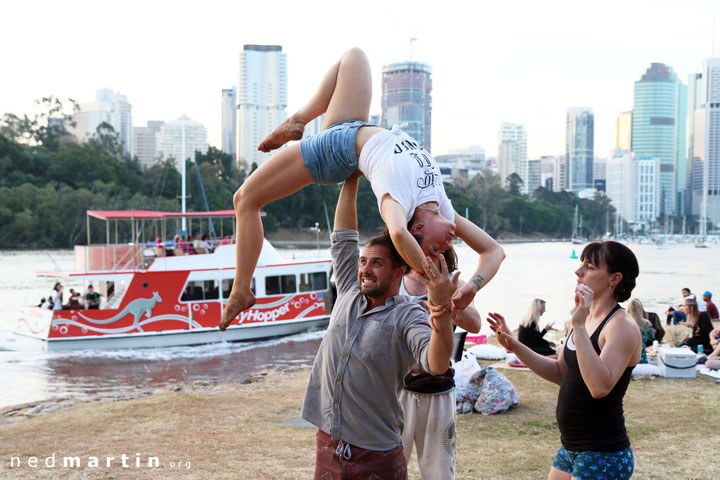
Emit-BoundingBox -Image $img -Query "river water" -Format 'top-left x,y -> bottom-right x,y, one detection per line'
0,242 -> 717,408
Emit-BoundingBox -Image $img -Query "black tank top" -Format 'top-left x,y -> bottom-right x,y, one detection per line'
556,304 -> 633,452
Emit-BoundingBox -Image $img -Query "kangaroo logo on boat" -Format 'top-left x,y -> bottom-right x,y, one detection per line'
239,303 -> 290,323
78,292 -> 163,330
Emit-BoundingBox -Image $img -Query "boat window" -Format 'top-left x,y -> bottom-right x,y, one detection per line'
222,278 -> 255,298
298,272 -> 328,292
265,275 -> 296,295
181,280 -> 219,302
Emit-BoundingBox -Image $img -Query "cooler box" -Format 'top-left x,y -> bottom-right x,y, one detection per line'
657,347 -> 696,378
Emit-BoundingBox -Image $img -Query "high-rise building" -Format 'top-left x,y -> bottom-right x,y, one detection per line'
158,116 -> 208,171
497,123 -> 528,193
689,58 -> 720,226
540,155 -> 556,190
381,61 -> 432,152
614,111 -> 632,151
631,63 -> 687,216
132,121 -> 164,169
237,45 -> 287,169
566,107 -> 594,193
553,155 -> 566,192
527,159 -> 541,197
606,152 -> 660,226
221,87 -> 237,159
68,89 -> 132,155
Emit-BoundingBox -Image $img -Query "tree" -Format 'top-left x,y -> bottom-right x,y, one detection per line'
506,172 -> 524,196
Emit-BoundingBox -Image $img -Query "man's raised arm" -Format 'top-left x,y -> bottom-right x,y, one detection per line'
334,171 -> 362,231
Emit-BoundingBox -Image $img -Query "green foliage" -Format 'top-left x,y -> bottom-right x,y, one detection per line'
0,98 -> 622,248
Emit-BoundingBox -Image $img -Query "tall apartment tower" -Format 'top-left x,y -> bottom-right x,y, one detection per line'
69,89 -> 132,156
631,63 -> 687,216
688,58 -> 720,225
606,152 -> 660,226
221,87 -> 237,159
497,123 -> 528,193
237,45 -> 287,169
566,107 -> 595,193
381,61 -> 432,152
158,116 -> 208,171
614,111 -> 632,151
132,121 -> 165,169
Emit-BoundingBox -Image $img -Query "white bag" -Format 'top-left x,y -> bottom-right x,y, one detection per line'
452,352 -> 482,394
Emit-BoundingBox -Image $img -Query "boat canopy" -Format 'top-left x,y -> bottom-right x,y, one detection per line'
88,210 -> 239,220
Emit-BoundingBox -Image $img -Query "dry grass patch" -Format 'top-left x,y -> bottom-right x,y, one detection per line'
1,363 -> 718,479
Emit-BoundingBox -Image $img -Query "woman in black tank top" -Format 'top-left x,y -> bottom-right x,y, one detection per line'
487,241 -> 642,480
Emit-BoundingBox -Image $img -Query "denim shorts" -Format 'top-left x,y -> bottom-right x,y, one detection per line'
300,120 -> 375,184
553,445 -> 634,480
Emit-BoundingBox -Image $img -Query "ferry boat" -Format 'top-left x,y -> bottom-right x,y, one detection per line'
13,210 -> 333,350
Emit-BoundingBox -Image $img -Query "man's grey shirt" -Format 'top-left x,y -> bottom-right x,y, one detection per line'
301,229 -> 433,451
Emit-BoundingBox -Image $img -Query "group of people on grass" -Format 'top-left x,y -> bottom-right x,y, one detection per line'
217,48 -> 649,480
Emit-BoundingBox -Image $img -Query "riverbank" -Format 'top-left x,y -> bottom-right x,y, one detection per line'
1,357 -> 717,479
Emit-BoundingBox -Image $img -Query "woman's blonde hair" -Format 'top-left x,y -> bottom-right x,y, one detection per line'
520,299 -> 546,329
684,297 -> 700,325
627,298 -> 649,332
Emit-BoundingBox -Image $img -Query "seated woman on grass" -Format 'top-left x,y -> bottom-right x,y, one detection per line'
488,241 -> 642,480
219,48 -> 504,330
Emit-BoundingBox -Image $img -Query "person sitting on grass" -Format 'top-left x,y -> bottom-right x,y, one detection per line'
518,298 -> 557,358
627,298 -> 654,364
705,342 -> 720,370
488,241 -> 642,480
218,47 -> 504,331
678,296 -> 713,354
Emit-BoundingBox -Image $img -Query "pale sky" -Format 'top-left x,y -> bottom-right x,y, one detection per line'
1,0 -> 717,159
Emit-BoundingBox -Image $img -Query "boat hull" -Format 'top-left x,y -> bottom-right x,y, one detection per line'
14,315 -> 329,351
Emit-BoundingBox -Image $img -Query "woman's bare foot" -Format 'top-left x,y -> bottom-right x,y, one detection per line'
219,291 -> 256,331
257,116 -> 306,152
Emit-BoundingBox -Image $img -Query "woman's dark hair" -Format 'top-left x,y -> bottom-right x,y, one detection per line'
580,241 -> 639,302
383,224 -> 457,273
53,282 -> 62,291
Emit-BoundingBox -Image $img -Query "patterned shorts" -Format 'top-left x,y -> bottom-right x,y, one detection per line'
314,429 -> 407,480
552,445 -> 634,480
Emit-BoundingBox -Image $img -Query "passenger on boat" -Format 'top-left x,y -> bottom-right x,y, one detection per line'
50,283 -> 63,310
218,235 -> 231,246
85,285 -> 101,309
301,173 -> 456,479
180,235 -> 194,255
220,47 -> 505,330
201,234 -> 214,253
65,289 -> 83,310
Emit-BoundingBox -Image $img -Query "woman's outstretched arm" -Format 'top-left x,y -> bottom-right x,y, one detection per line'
487,312 -> 567,385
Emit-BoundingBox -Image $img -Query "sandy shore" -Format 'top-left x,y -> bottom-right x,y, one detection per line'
1,358 -> 718,480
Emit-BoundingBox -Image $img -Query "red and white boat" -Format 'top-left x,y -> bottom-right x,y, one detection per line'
14,210 -> 333,350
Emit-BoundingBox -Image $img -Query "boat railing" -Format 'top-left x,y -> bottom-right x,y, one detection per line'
75,244 -> 146,273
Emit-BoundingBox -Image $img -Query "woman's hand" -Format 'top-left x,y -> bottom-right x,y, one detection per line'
428,300 -> 447,332
486,312 -> 517,351
571,284 -> 594,328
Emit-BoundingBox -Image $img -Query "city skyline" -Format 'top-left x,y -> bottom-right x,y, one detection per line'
1,0 -> 718,159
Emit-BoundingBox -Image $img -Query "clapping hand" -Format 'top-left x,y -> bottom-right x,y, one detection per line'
486,312 -> 517,352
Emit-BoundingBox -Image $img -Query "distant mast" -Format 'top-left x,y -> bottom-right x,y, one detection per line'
181,114 -> 187,233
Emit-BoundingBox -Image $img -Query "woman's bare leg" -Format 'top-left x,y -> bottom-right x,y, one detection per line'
547,467 -> 572,480
219,144 -> 313,330
258,47 -> 372,152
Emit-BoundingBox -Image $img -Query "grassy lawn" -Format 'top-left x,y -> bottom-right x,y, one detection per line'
0,360 -> 718,479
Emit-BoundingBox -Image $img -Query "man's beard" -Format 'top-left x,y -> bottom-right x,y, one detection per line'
359,275 -> 392,298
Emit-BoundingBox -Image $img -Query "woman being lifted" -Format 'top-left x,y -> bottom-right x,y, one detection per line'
219,48 -> 504,330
